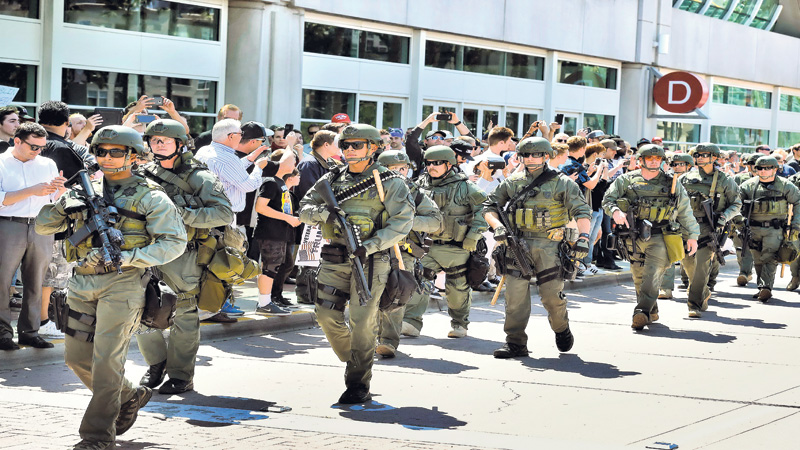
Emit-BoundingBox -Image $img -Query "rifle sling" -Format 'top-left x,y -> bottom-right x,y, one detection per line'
332,170 -> 402,204
507,168 -> 558,211
102,179 -> 146,221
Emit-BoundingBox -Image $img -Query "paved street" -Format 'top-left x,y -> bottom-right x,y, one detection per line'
2,263 -> 800,449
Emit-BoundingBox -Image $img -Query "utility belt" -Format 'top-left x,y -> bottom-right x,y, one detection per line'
519,227 -> 568,241
748,218 -> 785,229
401,237 -> 431,259
320,244 -> 389,264
74,265 -> 137,276
0,215 -> 36,225
432,239 -> 463,247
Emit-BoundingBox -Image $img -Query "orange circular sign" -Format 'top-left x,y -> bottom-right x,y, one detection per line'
653,72 -> 709,114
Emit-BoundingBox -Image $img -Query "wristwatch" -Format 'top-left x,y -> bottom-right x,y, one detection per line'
578,233 -> 590,241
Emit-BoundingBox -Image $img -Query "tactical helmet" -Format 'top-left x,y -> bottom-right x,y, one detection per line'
694,142 -> 721,156
637,144 -> 666,159
339,123 -> 382,144
424,145 -> 457,165
755,156 -> 779,168
144,119 -> 188,144
90,125 -> 146,156
378,150 -> 411,167
516,137 -> 554,157
672,153 -> 695,166
744,152 -> 760,165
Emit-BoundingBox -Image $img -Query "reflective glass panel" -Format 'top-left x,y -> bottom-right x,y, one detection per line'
462,108 -> 478,136
751,0 -> 779,29
425,41 -> 461,70
302,89 -> 355,121
584,114 -> 615,134
558,61 -> 617,89
463,47 -> 502,76
705,0 -> 732,18
505,53 -> 544,80
677,0 -> 704,13
780,94 -> 800,113
505,112 -> 519,136
778,131 -> 800,148
0,0 -> 38,18
729,0 -> 759,24
0,62 -> 37,103
710,125 -> 769,149
522,113 -> 539,133
657,121 -> 701,142
304,23 -> 358,58
712,85 -> 771,108
358,100 -> 377,127
360,31 -> 409,64
382,102 -> 402,128
439,106 -> 456,135
421,104 -> 434,137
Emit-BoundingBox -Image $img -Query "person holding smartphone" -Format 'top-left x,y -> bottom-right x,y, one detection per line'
122,95 -> 190,135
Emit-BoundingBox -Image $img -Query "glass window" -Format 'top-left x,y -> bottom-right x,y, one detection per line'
505,112 -> 519,136
64,0 -> 220,41
439,106 -> 457,135
780,94 -> 800,113
0,0 -> 38,19
729,0 -> 759,24
358,100 -> 377,127
705,0 -> 732,19
0,62 -> 37,103
483,110 -> 499,135
463,46 -> 502,76
562,116 -> 577,137
712,84 -> 771,108
462,108 -> 478,136
657,121 -> 701,143
360,31 -> 409,64
583,114 -> 615,134
304,22 -> 359,58
505,53 -> 544,80
421,104 -> 433,137
382,102 -> 402,128
677,0 -> 704,13
300,120 -> 326,145
558,61 -> 617,89
522,113 -> 539,133
425,41 -> 461,70
302,89 -> 355,121
186,115 -> 213,137
710,125 -> 769,150
751,0 -> 779,29
778,131 -> 800,148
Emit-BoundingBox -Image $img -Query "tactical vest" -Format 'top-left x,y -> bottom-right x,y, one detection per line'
420,171 -> 479,242
617,172 -> 675,225
64,178 -> 159,262
142,160 -> 210,243
320,167 -> 388,242
746,179 -> 789,220
510,173 -> 569,232
681,170 -> 728,218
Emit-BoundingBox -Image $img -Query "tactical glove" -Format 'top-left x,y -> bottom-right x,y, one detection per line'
55,195 -> 87,217
353,246 -> 368,265
493,225 -> 508,245
83,249 -> 105,267
789,229 -> 800,242
462,237 -> 478,252
574,238 -> 590,261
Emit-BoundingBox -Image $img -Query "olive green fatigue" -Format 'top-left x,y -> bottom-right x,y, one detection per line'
136,153 -> 233,381
680,168 -> 741,311
410,169 -> 487,331
733,170 -> 756,279
787,173 -> 800,280
36,175 -> 186,442
662,263 -> 676,290
379,181 -> 442,348
299,162 -> 414,391
739,176 -> 800,290
483,167 -> 591,345
603,170 -> 699,319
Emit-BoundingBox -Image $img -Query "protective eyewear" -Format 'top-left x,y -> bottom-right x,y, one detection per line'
428,135 -> 444,141
339,141 -> 368,151
424,160 -> 447,167
149,138 -> 174,146
521,152 -> 547,159
755,166 -> 775,171
94,148 -> 129,158
642,155 -> 662,162
556,139 -> 567,143
669,162 -> 687,167
22,140 -> 45,152
694,152 -> 712,159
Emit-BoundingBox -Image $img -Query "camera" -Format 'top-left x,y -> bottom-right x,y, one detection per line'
150,96 -> 165,106
485,154 -> 506,171
435,112 -> 452,121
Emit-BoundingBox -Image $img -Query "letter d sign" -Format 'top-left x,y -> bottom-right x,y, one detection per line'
654,72 -> 709,114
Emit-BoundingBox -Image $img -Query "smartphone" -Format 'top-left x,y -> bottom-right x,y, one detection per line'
554,114 -> 564,125
435,113 -> 452,121
284,123 -> 294,135
134,114 -> 158,124
92,107 -> 124,126
150,96 -> 165,106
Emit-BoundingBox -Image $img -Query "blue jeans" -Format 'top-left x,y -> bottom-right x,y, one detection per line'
583,210 -> 604,266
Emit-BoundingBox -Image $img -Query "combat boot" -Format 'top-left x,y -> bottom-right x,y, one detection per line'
555,327 -> 574,352
73,439 -> 114,450
116,386 -> 153,435
400,322 -> 420,337
788,276 -> 800,291
139,359 -> 167,389
701,292 -> 711,311
493,342 -> 529,359
338,385 -> 372,404
631,312 -> 649,331
375,343 -> 396,358
447,325 -> 467,338
657,289 -> 672,299
758,288 -> 772,303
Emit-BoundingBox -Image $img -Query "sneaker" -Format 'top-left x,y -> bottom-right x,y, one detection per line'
73,439 -> 115,450
220,300 -> 244,316
493,342 -> 529,359
688,308 -> 702,318
38,321 -> 65,338
400,322 -> 420,337
586,264 -> 601,275
447,325 -> 467,338
657,289 -> 672,299
631,312 -> 649,331
255,303 -> 291,316
375,343 -> 396,358
272,296 -> 298,309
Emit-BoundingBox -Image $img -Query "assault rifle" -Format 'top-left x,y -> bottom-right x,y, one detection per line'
495,206 -> 534,279
701,198 -> 728,266
317,179 -> 372,306
67,169 -> 125,273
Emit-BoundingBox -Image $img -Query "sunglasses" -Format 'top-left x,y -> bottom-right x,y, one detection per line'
521,152 -> 547,159
95,148 -> 129,158
556,139 -> 567,143
694,153 -> 712,159
755,166 -> 774,171
424,160 -> 447,167
149,138 -> 174,146
670,162 -> 687,167
22,139 -> 45,152
428,136 -> 444,141
339,141 -> 368,150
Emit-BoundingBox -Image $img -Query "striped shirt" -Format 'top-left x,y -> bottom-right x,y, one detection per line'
195,142 -> 263,213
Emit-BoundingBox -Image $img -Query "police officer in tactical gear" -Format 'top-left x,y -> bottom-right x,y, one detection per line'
680,143 -> 741,317
36,126 -> 187,450
483,137 -> 591,358
136,119 -> 233,394
374,150 -> 443,357
659,152 -> 695,299
733,153 -> 760,286
406,146 -> 488,338
602,144 -> 699,331
738,155 -> 800,302
299,124 -> 414,404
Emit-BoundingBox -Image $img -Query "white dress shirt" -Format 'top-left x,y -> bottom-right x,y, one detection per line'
0,150 -> 59,217
195,142 -> 263,213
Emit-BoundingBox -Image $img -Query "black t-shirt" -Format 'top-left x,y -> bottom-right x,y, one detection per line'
0,139 -> 10,153
253,177 -> 293,241
194,130 -> 212,149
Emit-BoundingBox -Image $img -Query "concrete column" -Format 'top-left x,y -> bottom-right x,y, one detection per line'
543,51 -> 557,124
40,0 -> 65,102
408,29 -> 425,126
770,86 -> 780,148
619,63 -> 652,143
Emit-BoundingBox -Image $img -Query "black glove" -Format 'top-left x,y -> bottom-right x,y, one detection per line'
353,246 -> 368,265
574,238 -> 590,261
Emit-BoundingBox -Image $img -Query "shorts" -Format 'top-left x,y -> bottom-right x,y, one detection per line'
44,240 -> 76,289
258,239 -> 287,276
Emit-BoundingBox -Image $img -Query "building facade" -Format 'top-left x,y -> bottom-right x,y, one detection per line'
3,0 -> 800,152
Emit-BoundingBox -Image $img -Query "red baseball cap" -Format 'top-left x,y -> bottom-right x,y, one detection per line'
652,136 -> 663,142
331,113 -> 351,124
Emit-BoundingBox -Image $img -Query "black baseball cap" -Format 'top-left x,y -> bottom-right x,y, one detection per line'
241,121 -> 273,140
450,139 -> 474,160
11,105 -> 34,121
636,138 -> 651,148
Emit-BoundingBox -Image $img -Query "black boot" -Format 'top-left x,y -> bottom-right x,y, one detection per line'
139,360 -> 167,389
555,327 -> 574,352
338,385 -> 372,404
493,342 -> 529,359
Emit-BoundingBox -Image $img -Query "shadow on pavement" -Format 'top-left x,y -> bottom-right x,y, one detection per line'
399,333 -> 501,357
207,332 -> 329,359
701,311 -> 786,329
376,355 -> 479,375
333,401 -> 466,430
143,391 -> 285,427
518,353 -> 641,379
764,298 -> 800,308
0,363 -> 85,393
641,323 -> 737,344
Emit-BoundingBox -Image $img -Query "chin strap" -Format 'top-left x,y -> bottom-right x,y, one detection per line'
99,152 -> 134,174
153,149 -> 180,161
